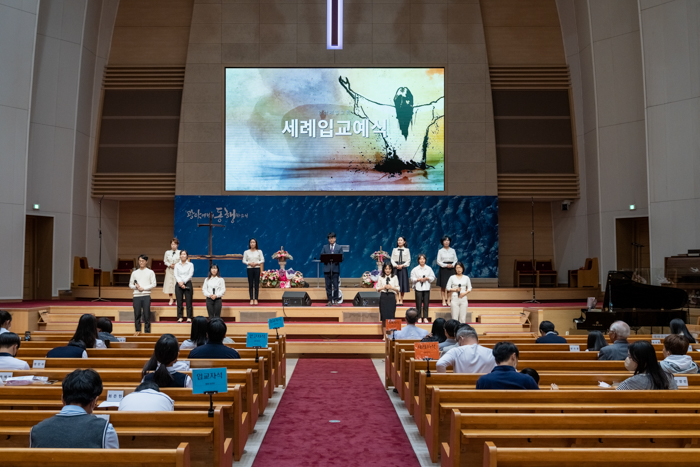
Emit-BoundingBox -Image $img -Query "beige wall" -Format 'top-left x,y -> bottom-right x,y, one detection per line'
118,200 -> 174,263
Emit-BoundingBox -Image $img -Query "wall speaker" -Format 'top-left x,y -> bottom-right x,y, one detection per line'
353,291 -> 381,307
282,291 -> 311,307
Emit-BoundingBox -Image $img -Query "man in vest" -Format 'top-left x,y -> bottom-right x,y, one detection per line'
30,369 -> 119,448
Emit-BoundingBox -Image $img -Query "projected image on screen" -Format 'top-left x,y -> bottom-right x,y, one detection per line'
225,68 -> 445,191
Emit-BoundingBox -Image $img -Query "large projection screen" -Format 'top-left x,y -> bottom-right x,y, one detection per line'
224,68 -> 445,192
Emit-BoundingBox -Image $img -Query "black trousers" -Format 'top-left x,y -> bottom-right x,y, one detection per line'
175,281 -> 193,319
415,290 -> 431,319
247,268 -> 260,300
133,295 -> 151,332
324,271 -> 340,302
206,297 -> 222,319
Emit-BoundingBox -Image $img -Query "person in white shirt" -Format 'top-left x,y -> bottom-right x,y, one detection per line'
445,262 -> 472,322
242,238 -> 264,306
0,332 -> 30,370
0,310 -> 12,335
118,381 -> 174,412
391,236 -> 411,305
376,263 -> 401,337
202,264 -> 226,319
436,235 -> 458,306
436,326 -> 495,374
163,238 -> 180,306
129,254 -> 157,333
174,250 -> 195,323
392,308 -> 430,340
410,254 -> 436,323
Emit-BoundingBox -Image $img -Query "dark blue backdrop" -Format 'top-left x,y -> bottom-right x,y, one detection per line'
173,196 -> 498,279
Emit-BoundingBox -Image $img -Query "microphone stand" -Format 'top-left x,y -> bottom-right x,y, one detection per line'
92,195 -> 109,302
524,197 -> 539,303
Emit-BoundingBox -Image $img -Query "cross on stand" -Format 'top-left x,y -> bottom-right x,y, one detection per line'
198,212 -> 225,268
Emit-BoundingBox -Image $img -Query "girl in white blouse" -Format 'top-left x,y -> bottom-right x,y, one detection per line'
163,238 -> 180,306
202,264 -> 226,319
174,250 -> 194,323
391,236 -> 411,305
242,238 -> 264,306
376,263 -> 400,338
436,235 -> 458,307
445,262 -> 472,322
410,254 -> 436,323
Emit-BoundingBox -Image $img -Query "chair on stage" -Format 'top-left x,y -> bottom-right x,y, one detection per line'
72,256 -> 94,287
535,260 -> 558,287
151,259 -> 167,285
112,258 -> 135,286
514,260 -> 536,288
568,257 -> 599,288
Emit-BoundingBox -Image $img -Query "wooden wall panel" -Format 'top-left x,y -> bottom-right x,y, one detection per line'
118,200 -> 175,263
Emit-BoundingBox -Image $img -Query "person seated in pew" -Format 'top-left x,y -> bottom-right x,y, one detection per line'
96,317 -> 118,343
519,367 -> 539,384
670,318 -> 697,344
180,317 -> 235,351
118,381 -> 174,412
72,314 -> 107,349
660,334 -> 698,375
617,340 -> 677,390
439,319 -> 460,353
420,317 -> 447,343
0,332 -> 30,370
437,326 -> 495,374
0,310 -> 12,334
535,321 -> 567,344
30,369 -> 119,449
188,318 -> 240,360
391,308 -> 429,340
142,334 -> 193,388
598,320 -> 630,361
586,330 -> 608,351
47,339 -> 88,359
476,342 -> 539,390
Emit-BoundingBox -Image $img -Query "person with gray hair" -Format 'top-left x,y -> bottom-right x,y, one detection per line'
436,325 -> 495,374
598,320 -> 631,361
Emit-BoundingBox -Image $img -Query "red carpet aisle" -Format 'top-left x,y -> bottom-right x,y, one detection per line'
252,359 -> 421,467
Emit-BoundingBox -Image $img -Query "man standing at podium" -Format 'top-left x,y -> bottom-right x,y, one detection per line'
321,232 -> 341,307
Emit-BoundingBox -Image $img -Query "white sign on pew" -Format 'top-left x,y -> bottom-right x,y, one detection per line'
651,339 -> 661,344
117,337 -> 126,343
569,345 -> 580,352
675,376 -> 689,387
0,372 -> 12,383
32,359 -> 45,369
652,334 -> 669,339
107,390 -> 124,402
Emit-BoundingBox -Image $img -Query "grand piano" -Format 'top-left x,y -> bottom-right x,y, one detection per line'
575,271 -> 689,332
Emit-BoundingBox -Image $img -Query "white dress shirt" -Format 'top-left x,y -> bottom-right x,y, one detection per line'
375,275 -> 400,294
437,247 -> 458,268
242,249 -> 264,268
445,275 -> 472,295
0,353 -> 30,370
436,344 -> 495,374
202,276 -> 226,298
164,249 -> 180,267
119,389 -> 174,412
29,405 -> 119,449
128,268 -> 157,297
174,261 -> 194,284
0,328 -> 9,335
391,248 -> 411,268
411,265 -> 436,291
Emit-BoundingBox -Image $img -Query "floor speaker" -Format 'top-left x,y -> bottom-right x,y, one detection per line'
282,291 -> 311,306
353,291 -> 381,307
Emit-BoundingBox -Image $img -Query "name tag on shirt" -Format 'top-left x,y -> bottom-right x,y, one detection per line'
675,376 -> 689,387
32,359 -> 46,369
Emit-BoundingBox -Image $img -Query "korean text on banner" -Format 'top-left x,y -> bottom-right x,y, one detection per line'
247,332 -> 268,348
192,368 -> 228,394
414,342 -> 439,360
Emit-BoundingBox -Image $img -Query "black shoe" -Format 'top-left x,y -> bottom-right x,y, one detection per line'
326,301 -> 332,307
392,388 -> 399,393
333,301 -> 341,307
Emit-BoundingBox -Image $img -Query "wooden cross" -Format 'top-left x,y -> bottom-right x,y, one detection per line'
327,0 -> 343,49
198,212 -> 225,268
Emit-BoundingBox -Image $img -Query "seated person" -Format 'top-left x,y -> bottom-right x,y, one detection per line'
180,317 -> 235,350
46,339 -> 88,359
670,318 -> 697,344
436,326 -> 495,374
188,318 -> 241,359
598,320 -> 630,360
586,330 -> 608,351
617,340 -> 677,390
476,342 -> 539,390
420,317 -> 446,343
96,317 -> 118,343
30,369 -> 119,448
439,319 -> 460,353
660,334 -> 698,375
118,382 -> 174,412
520,367 -> 540,385
0,310 -> 12,334
0,332 -> 30,370
535,321 -> 567,343
142,334 -> 193,388
391,308 -> 429,340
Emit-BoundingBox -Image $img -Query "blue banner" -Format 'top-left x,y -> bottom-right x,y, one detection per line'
192,368 -> 228,394
246,332 -> 269,348
173,195 -> 498,279
268,317 -> 285,329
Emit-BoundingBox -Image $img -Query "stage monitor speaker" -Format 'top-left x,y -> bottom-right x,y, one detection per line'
353,291 -> 381,307
282,291 -> 311,307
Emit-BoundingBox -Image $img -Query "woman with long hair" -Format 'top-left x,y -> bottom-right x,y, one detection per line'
179,316 -> 208,351
436,235 -> 458,307
142,334 -> 192,388
586,330 -> 608,351
71,313 -> 105,349
163,238 -> 180,306
670,318 -> 697,344
376,262 -> 400,338
0,310 -> 12,334
391,236 -> 411,305
202,264 -> 226,319
421,317 -> 447,343
243,238 -> 264,306
411,253 -> 436,323
616,340 -> 677,390
174,250 -> 194,323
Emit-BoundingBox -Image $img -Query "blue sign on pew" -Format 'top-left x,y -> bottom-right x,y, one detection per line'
192,368 -> 228,394
268,317 -> 284,329
247,332 -> 268,348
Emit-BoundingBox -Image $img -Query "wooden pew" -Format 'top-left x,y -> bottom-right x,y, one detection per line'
0,385 -> 247,461
0,409 -> 232,467
0,443 -> 192,466
481,442 -> 700,467
441,412 -> 700,467
426,389 -> 700,462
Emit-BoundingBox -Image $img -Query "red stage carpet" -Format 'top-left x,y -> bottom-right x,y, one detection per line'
253,359 -> 420,467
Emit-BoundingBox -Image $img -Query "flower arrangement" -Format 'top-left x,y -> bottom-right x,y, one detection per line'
290,270 -> 306,288
278,269 -> 291,289
361,271 -> 374,288
272,247 -> 293,261
260,269 -> 280,288
370,248 -> 388,263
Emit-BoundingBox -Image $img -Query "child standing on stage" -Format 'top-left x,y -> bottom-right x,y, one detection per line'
202,264 -> 226,319
243,238 -> 264,306
391,236 -> 411,305
174,250 -> 194,323
436,235 -> 458,306
376,263 -> 400,339
445,262 -> 472,322
163,238 -> 180,306
411,253 -> 435,323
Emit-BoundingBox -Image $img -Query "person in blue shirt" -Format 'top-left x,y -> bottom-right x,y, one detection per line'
188,318 -> 241,359
535,321 -> 567,344
392,308 -> 429,340
476,341 -> 539,390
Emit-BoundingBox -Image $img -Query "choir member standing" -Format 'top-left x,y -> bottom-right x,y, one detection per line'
243,238 -> 264,306
174,250 -> 194,323
376,263 -> 400,338
163,238 -> 180,306
391,236 -> 411,305
445,262 -> 472,322
202,264 -> 226,319
436,235 -> 458,306
411,254 -> 435,323
129,255 -> 157,333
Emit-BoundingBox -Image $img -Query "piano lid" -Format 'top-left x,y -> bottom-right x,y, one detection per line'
603,271 -> 688,311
